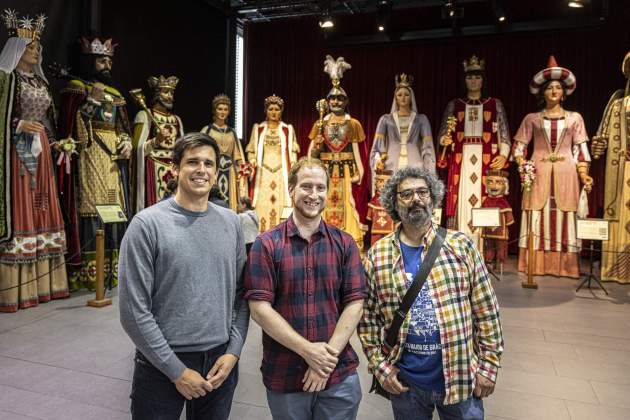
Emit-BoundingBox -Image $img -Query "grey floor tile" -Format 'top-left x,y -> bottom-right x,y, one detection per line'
0,384 -> 130,420
564,400 -> 630,420
0,410 -> 44,420
498,368 -> 598,403
590,381 -> 630,408
484,388 -> 571,419
552,357 -> 630,385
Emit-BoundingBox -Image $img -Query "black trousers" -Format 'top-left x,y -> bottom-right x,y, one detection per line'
130,344 -> 238,420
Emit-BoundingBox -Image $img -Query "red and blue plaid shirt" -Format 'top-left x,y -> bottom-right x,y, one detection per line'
244,215 -> 367,392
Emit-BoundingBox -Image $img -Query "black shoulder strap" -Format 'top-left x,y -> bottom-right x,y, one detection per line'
384,226 -> 446,349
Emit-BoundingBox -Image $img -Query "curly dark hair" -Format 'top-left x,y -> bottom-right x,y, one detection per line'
379,167 -> 445,222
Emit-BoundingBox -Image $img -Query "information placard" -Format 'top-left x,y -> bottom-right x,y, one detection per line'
576,219 -> 609,241
471,208 -> 501,227
95,204 -> 127,224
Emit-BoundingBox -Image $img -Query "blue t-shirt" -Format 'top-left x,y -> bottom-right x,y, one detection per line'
396,241 -> 445,392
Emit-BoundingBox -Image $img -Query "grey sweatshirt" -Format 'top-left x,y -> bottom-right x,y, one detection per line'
118,198 -> 249,381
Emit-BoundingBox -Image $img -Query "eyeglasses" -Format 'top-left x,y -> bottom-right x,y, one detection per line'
397,187 -> 430,201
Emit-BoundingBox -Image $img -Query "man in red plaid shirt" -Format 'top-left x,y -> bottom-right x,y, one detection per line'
245,157 -> 366,420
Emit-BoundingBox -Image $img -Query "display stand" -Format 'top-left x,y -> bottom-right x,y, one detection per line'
522,210 -> 538,289
575,219 -> 609,295
87,205 -> 127,308
471,207 -> 502,282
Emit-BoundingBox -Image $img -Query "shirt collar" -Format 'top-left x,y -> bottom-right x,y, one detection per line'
286,213 -> 326,238
393,222 -> 437,249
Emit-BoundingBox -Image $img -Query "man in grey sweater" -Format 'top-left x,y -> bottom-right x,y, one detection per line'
119,132 -> 249,420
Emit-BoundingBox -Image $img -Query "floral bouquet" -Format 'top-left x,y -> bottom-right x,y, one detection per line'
55,137 -> 78,174
518,159 -> 536,192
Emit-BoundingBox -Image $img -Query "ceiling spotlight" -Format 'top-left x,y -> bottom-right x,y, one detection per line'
493,0 -> 506,22
376,0 -> 392,33
319,12 -> 334,28
441,1 -> 463,20
568,0 -> 590,7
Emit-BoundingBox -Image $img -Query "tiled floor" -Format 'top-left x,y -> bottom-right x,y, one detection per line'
0,258 -> 629,420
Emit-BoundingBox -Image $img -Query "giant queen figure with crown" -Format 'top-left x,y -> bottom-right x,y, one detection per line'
132,75 -> 184,212
0,9 -> 69,311
437,55 -> 511,249
246,94 -> 299,231
57,36 -> 133,290
308,55 -> 367,249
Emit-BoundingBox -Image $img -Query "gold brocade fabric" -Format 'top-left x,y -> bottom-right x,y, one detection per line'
78,127 -> 125,216
600,96 -> 630,283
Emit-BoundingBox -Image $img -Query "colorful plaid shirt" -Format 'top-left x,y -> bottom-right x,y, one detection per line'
244,215 -> 367,392
358,223 -> 503,405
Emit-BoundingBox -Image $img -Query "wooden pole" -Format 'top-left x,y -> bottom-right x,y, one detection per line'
87,228 -> 113,307
522,209 -> 538,289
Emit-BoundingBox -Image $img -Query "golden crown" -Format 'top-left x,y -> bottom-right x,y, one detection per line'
212,94 -> 231,109
463,55 -> 485,72
2,9 -> 46,40
148,75 -> 179,90
80,37 -> 116,56
395,73 -> 414,89
264,94 -> 284,109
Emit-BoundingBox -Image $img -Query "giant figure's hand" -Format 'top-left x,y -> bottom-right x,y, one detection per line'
490,155 -> 507,169
590,136 -> 608,159
174,368 -> 214,400
439,135 -> 453,147
580,173 -> 593,193
18,120 -> 45,135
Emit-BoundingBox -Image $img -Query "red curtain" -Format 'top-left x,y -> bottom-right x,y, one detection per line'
244,12 -> 630,252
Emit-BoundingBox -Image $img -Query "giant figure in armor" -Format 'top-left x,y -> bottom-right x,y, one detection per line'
57,37 -> 132,290
308,55 -> 367,249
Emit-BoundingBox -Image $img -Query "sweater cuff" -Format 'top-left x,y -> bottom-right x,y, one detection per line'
163,352 -> 187,382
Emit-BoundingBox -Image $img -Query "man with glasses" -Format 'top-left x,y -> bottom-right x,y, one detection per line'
358,167 -> 503,420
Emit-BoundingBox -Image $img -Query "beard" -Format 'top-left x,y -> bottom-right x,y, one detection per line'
93,69 -> 113,85
329,105 -> 345,115
399,202 -> 433,227
157,97 -> 174,110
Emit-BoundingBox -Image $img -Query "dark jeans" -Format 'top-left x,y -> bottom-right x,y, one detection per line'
390,381 -> 484,420
130,344 -> 238,420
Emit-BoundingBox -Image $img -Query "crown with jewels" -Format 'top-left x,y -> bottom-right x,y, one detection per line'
2,9 -> 46,40
212,94 -> 231,109
148,75 -> 179,90
463,55 -> 485,73
395,73 -> 414,89
264,94 -> 284,109
80,37 -> 116,56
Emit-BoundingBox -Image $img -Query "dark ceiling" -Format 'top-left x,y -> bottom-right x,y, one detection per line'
226,0 -> 608,24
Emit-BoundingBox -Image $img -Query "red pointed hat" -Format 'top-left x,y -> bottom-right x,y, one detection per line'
529,55 -> 576,96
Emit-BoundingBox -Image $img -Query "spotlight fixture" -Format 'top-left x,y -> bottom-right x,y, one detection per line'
567,0 -> 590,8
376,0 -> 392,33
493,0 -> 506,23
441,1 -> 463,20
319,11 -> 334,28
